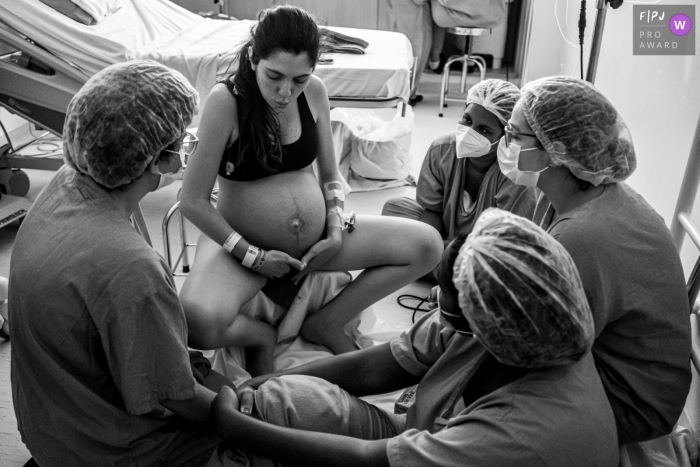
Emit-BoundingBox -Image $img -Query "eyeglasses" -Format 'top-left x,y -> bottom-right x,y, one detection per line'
163,132 -> 199,162
504,124 -> 539,147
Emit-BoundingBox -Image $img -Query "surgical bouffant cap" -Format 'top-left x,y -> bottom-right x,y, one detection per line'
453,208 -> 594,368
466,79 -> 520,126
520,76 -> 636,186
63,60 -> 198,188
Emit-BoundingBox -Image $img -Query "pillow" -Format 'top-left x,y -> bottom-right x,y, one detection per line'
38,0 -> 96,25
70,0 -> 124,24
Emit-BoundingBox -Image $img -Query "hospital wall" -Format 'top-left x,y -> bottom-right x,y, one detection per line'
523,0 -> 700,431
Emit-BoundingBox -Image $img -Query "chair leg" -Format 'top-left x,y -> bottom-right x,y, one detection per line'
162,201 -> 181,271
439,60 -> 449,117
440,56 -> 463,116
179,209 -> 190,273
460,56 -> 468,93
473,57 -> 486,82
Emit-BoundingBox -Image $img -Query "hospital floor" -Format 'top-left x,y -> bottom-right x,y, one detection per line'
0,69 -> 510,465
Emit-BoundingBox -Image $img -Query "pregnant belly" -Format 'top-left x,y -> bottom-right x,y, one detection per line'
217,170 -> 326,258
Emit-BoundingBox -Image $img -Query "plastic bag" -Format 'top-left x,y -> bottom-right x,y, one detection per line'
330,106 -> 414,181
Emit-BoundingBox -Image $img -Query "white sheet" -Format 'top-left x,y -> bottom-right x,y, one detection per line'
205,271 -> 406,415
0,0 -> 412,102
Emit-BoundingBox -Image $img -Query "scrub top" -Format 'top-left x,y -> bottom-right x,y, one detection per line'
417,132 -> 537,241
10,167 -> 210,467
387,310 -> 619,467
535,182 -> 692,443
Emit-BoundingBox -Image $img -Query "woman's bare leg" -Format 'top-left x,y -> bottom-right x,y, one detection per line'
301,215 -> 443,354
180,234 -> 276,376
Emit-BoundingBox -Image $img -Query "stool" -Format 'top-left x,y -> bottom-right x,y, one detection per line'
439,27 -> 487,117
162,188 -> 218,276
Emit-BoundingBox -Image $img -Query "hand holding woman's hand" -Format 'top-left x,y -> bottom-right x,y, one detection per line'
255,250 -> 305,279
291,234 -> 342,284
235,382 -> 256,416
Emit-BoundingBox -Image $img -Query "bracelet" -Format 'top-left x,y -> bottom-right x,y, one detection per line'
323,181 -> 345,202
222,231 -> 243,254
252,249 -> 267,271
241,245 -> 260,268
327,206 -> 344,229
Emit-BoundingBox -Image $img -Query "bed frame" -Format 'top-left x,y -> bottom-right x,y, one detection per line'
0,19 -> 414,167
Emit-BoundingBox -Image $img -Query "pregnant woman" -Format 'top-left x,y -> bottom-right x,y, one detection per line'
180,5 -> 442,376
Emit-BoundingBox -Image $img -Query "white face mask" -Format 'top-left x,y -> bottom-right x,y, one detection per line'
497,138 -> 548,188
149,152 -> 184,191
455,124 -> 497,159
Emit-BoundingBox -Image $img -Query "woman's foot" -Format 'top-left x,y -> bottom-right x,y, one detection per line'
301,313 -> 358,355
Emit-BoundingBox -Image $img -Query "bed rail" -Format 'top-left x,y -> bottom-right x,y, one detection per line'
0,22 -> 89,83
670,110 -> 700,378
671,111 -> 700,251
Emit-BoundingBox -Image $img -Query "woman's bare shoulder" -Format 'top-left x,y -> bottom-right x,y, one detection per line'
199,82 -> 239,143
305,75 -> 329,101
207,82 -> 238,115
304,76 -> 329,120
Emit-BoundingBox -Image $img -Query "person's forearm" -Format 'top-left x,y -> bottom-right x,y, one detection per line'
179,197 -> 236,247
161,383 -> 216,422
247,344 -> 420,396
216,404 -> 390,467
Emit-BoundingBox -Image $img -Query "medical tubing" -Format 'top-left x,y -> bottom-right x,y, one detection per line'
578,0 -> 586,80
397,294 -> 433,323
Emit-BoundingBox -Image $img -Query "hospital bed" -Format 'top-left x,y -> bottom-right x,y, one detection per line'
0,0 -> 414,170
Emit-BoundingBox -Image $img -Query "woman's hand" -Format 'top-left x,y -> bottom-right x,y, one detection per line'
235,380 -> 257,415
235,374 -> 273,415
255,250 -> 305,279
291,234 -> 342,284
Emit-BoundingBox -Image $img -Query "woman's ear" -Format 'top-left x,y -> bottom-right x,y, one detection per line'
248,47 -> 256,71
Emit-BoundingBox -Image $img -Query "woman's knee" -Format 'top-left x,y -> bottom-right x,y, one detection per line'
411,223 -> 444,269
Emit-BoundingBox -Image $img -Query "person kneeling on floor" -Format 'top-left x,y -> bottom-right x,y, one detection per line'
382,79 -> 537,279
208,208 -> 619,467
10,60 -> 233,467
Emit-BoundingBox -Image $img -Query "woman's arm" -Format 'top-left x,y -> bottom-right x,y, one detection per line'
294,77 -> 345,278
180,84 -> 238,246
213,386 -> 391,467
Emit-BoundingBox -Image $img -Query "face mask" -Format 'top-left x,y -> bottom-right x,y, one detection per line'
150,153 -> 184,191
455,124 -> 497,159
497,138 -> 548,188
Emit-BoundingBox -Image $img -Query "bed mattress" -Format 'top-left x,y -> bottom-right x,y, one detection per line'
0,0 -> 412,103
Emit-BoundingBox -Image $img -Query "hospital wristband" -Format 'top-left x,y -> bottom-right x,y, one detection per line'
241,245 -> 260,269
252,249 -> 267,271
327,207 -> 344,229
222,231 -> 243,254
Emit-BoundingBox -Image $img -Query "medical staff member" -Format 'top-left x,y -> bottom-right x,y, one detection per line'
383,79 -> 537,250
207,209 -> 619,467
498,76 -> 691,443
10,61 -> 231,467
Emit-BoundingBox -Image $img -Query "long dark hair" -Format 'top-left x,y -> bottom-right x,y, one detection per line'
231,5 -> 321,172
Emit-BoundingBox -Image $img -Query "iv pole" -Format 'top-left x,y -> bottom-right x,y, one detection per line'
584,0 -> 624,84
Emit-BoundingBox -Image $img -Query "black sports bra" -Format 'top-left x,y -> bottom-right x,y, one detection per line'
218,81 -> 319,182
